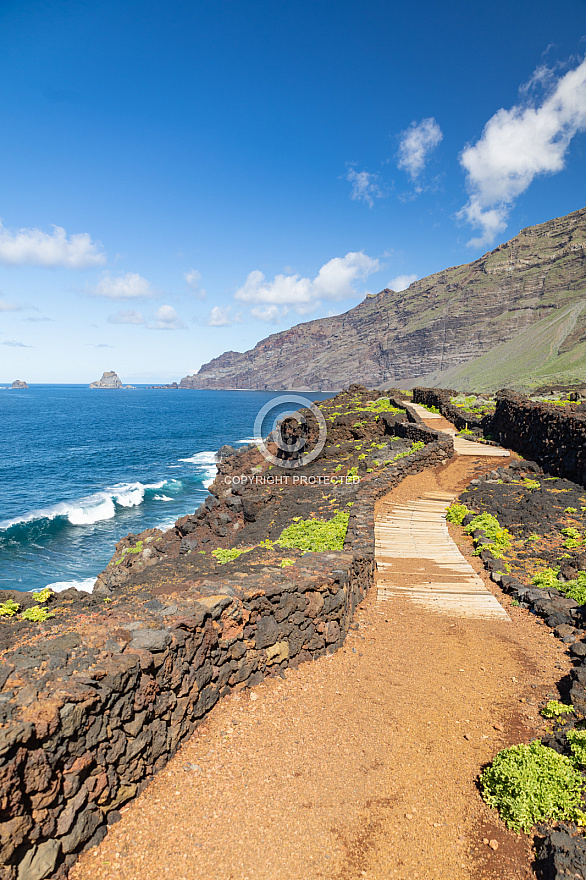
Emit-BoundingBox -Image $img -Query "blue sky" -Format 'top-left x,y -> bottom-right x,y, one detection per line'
0,0 -> 585,383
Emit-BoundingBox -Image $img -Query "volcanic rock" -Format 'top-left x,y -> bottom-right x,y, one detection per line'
89,371 -> 123,389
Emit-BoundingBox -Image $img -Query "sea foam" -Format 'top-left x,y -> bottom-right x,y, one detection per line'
45,577 -> 96,593
0,480 -> 179,531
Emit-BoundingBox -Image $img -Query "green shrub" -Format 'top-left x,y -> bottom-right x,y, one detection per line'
541,700 -> 574,719
561,527 -> 584,550
33,587 -> 53,604
115,540 -> 144,564
568,729 -> 586,765
523,479 -> 541,491
533,568 -> 586,605
355,397 -> 402,415
212,547 -> 251,564
277,511 -> 349,552
446,503 -> 471,525
393,441 -> 425,461
561,573 -> 586,605
22,606 -> 55,623
532,567 -> 560,589
464,512 -> 512,556
480,741 -> 586,832
0,599 -> 20,617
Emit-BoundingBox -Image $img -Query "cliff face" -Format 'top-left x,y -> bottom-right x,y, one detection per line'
181,206 -> 586,391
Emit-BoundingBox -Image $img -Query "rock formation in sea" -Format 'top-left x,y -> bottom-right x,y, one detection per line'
89,370 -> 123,389
10,379 -> 28,389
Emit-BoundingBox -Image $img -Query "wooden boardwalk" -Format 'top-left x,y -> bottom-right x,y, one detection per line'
376,491 -> 510,619
402,400 -> 510,457
376,409 -> 510,619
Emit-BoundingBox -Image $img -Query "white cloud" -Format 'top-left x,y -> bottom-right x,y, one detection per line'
1,340 -> 31,347
91,272 -> 156,300
0,222 -> 106,268
459,57 -> 586,247
208,305 -> 238,327
153,304 -> 185,330
107,310 -> 145,325
389,273 -> 418,292
397,118 -> 443,180
250,305 -> 289,323
346,167 -> 383,207
0,298 -> 22,312
235,252 -> 381,316
184,268 -> 206,299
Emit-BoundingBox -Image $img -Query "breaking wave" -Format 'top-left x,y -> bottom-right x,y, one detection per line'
0,479 -> 183,533
178,450 -> 217,489
44,578 -> 96,594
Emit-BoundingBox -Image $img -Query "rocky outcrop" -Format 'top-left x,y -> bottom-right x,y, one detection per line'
10,380 -> 28,389
89,371 -> 123,389
180,206 -> 586,391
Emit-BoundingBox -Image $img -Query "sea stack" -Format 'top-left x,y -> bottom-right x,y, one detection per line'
89,371 -> 123,389
10,380 -> 29,389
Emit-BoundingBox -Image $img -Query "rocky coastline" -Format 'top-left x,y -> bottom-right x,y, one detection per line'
2,384 -> 586,878
0,386 -> 455,879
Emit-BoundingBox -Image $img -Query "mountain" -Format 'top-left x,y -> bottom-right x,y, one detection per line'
180,206 -> 586,392
418,302 -> 586,392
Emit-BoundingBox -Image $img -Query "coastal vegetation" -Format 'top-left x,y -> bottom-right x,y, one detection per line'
277,511 -> 349,552
480,741 -> 586,833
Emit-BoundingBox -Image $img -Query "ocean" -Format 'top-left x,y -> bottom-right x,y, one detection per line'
0,385 -> 330,593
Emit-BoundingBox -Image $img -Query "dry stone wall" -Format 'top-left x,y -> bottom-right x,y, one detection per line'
489,390 -> 586,487
411,387 -> 486,431
0,422 -> 453,880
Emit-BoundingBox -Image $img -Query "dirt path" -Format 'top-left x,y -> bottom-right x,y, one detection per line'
70,448 -> 573,880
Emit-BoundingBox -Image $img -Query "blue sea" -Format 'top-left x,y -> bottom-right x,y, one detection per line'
0,386 -> 330,593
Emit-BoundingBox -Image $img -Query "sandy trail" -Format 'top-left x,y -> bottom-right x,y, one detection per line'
71,444 -> 570,880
